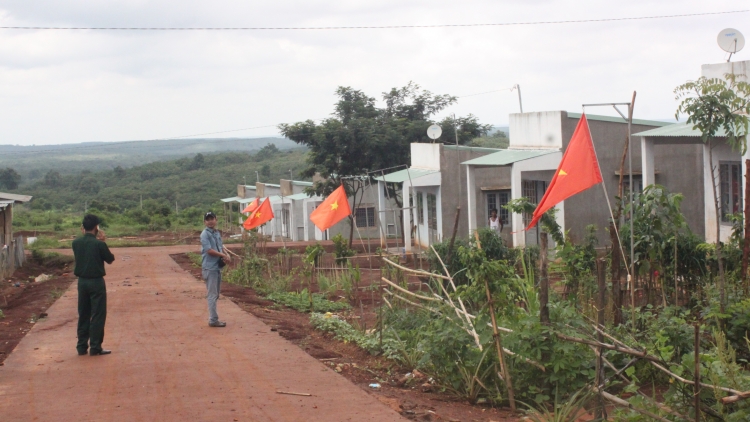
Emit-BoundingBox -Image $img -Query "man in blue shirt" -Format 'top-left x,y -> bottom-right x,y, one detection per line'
200,212 -> 231,327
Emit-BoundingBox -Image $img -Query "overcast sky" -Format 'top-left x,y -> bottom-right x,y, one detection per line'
0,1 -> 747,146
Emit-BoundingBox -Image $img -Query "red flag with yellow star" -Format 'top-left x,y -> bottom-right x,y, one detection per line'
526,114 -> 602,229
241,198 -> 259,214
243,198 -> 274,230
310,185 -> 351,231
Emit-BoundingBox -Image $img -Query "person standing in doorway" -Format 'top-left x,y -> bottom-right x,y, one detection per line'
489,208 -> 503,234
201,212 -> 231,327
73,214 -> 115,356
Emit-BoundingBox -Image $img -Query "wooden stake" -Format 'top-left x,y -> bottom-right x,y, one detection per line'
743,159 -> 750,293
694,324 -> 701,422
595,258 -> 607,420
539,233 -> 550,326
469,233 -> 516,411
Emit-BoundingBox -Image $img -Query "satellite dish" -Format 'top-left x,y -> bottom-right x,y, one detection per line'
426,124 -> 442,140
718,28 -> 745,53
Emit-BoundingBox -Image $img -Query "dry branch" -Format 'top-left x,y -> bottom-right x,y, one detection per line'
382,258 -> 450,280
380,277 -> 439,301
593,388 -> 671,422
721,390 -> 750,404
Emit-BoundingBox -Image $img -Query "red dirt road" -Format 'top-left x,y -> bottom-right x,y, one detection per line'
0,245 -> 405,422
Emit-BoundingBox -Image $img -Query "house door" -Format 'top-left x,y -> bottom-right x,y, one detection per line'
427,193 -> 439,244
522,180 -> 547,246
311,202 -> 328,241
280,204 -> 291,238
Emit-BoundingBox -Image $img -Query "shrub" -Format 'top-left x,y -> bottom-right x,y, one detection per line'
332,233 -> 355,265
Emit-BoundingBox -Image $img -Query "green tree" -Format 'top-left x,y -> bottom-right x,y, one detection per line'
43,170 -> 62,187
279,82 -> 490,245
0,167 -> 21,190
255,143 -> 280,161
188,153 -> 205,171
675,74 -> 750,316
113,166 -> 126,178
260,164 -> 271,178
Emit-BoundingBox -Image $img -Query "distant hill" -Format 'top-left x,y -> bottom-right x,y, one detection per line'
0,137 -> 297,186
17,147 -> 310,212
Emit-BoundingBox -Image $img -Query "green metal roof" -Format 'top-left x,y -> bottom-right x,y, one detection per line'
443,144 -> 503,152
292,181 -> 313,187
238,197 -> 257,204
285,193 -> 311,201
568,112 -> 672,127
461,149 -> 558,166
375,168 -> 439,183
633,121 -> 728,138
221,196 -> 242,203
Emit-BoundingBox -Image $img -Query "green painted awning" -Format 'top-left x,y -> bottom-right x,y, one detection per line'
375,168 -> 438,183
633,121 -> 728,138
221,196 -> 242,203
461,149 -> 558,166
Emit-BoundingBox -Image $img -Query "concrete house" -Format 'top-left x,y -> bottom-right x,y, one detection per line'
636,60 -> 750,243
222,178 -> 399,242
376,143 -> 509,252
0,192 -> 32,278
382,113 -> 676,251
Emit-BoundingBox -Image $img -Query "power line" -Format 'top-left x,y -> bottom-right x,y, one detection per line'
1,10 -> 746,31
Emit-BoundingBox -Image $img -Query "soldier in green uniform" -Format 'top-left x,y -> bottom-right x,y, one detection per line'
72,214 -> 115,356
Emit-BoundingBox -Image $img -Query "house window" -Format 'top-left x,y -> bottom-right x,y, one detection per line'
720,162 -> 743,223
622,176 -> 644,195
416,193 -> 424,224
355,207 -> 376,227
485,190 -> 510,225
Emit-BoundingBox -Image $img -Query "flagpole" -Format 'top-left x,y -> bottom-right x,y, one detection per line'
581,113 -> 632,283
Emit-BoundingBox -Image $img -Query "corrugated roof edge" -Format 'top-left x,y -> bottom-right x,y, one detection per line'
567,112 -> 672,127
443,144 -> 503,152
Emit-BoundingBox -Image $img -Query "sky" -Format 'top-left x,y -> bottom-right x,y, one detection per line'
0,1 -> 747,146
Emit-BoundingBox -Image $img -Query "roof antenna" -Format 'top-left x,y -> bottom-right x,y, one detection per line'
717,28 -> 745,62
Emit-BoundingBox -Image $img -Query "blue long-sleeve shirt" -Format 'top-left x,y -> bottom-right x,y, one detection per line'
200,227 -> 223,271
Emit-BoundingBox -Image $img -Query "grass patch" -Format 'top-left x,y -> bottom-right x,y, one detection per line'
266,290 -> 350,313
187,252 -> 202,268
31,249 -> 75,266
310,312 -> 381,353
49,287 -> 66,300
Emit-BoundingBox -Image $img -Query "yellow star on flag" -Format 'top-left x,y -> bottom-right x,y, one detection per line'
330,201 -> 338,211
558,169 -> 568,176
254,212 -> 261,219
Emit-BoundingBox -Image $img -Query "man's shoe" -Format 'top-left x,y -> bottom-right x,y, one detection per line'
208,321 -> 227,327
89,349 -> 111,356
77,350 -> 87,356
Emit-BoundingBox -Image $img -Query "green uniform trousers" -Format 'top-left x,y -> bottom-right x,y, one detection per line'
77,277 -> 107,354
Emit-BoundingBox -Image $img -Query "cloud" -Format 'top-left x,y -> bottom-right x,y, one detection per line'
0,0 -> 747,144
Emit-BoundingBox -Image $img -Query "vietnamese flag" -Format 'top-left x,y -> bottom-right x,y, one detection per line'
243,198 -> 274,230
241,198 -> 259,214
310,185 -> 351,231
526,114 -> 602,229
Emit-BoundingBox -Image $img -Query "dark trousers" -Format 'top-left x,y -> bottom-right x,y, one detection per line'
77,277 -> 107,353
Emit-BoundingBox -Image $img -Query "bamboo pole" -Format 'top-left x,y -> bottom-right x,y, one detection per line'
694,324 -> 701,422
462,237 -> 515,411
382,257 -> 450,280
595,259 -> 607,420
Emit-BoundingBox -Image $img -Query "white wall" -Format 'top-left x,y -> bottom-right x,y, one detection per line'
701,60 -> 749,243
701,60 -> 749,82
703,142 -> 739,243
509,111 -> 564,150
411,143 -> 442,170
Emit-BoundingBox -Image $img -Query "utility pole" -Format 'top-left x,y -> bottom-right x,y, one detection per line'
140,195 -> 143,210
175,201 -> 178,214
513,84 -> 523,113
255,171 -> 259,183
289,170 -> 293,181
